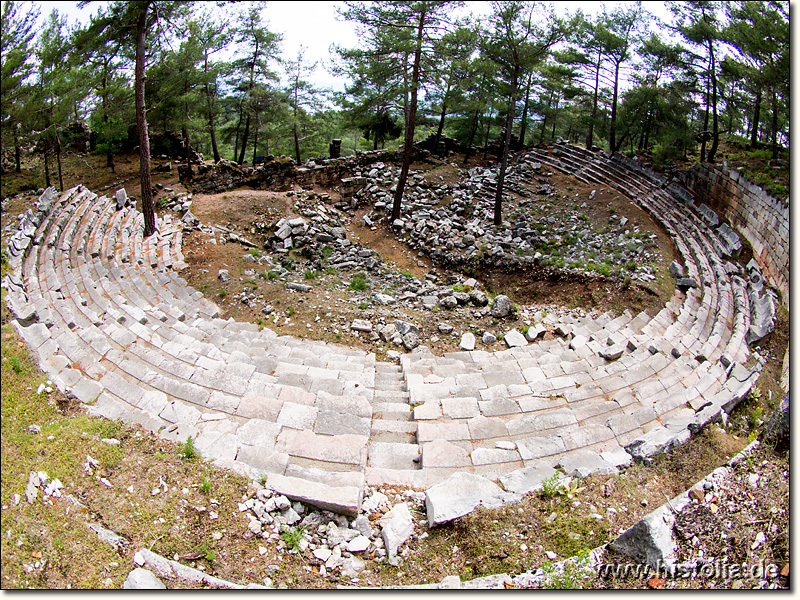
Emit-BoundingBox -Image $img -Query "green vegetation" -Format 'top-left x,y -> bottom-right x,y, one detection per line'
178,436 -> 198,461
348,274 -> 369,292
539,473 -> 562,499
280,526 -> 305,551
541,549 -> 594,589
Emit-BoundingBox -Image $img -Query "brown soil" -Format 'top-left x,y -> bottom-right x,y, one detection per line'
170,152 -> 676,360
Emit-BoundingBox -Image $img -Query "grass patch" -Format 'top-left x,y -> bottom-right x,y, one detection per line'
348,274 -> 369,292
280,527 -> 305,551
178,436 -> 198,460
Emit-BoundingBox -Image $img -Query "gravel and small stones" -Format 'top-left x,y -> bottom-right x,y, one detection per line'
352,157 -> 662,282
209,181 -> 625,356
237,485 -> 428,579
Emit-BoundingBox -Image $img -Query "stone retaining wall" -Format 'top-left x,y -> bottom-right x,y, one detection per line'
678,164 -> 789,305
678,163 -> 789,391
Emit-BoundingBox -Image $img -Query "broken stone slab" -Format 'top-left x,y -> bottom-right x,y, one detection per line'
746,288 -> 777,344
599,344 -> 625,361
381,502 -> 414,566
717,222 -> 742,257
132,548 -> 270,589
263,474 -> 362,517
524,324 -> 546,342
609,503 -> 679,570
556,449 -> 618,478
350,319 -> 373,333
503,329 -> 528,348
395,320 -> 419,335
490,294 -> 513,318
459,332 -> 476,351
569,334 -> 588,350
600,446 -> 633,468
122,568 -> 166,589
425,472 -> 516,527
402,332 -> 420,350
499,465 -> 563,495
115,188 -> 128,210
469,289 -> 488,306
624,426 -> 691,462
373,293 -> 396,305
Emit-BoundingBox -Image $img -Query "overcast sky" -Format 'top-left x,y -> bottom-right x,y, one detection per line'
32,1 -> 675,93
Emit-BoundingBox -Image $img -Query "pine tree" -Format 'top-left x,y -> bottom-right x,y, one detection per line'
337,1 -> 455,222
1,0 -> 40,174
481,1 -> 564,225
229,4 -> 282,165
722,1 -> 789,157
79,0 -> 190,237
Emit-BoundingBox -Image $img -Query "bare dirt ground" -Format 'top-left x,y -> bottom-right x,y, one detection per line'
175,156 -> 675,360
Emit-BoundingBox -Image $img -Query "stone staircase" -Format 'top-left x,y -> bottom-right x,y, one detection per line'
3,148 -> 765,516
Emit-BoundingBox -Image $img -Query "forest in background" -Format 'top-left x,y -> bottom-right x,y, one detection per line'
1,1 -> 789,189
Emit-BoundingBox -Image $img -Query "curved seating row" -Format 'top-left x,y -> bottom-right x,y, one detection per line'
2,148 -> 763,514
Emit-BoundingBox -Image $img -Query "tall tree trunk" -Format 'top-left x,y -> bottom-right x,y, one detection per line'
55,131 -> 63,191
252,124 -> 259,165
391,7 -> 426,223
550,101 -> 559,143
13,123 -> 21,173
136,1 -> 156,237
252,108 -> 261,165
494,71 -> 518,226
749,87 -> 762,149
538,113 -> 547,145
208,106 -> 220,163
586,51 -> 601,150
232,102 -> 243,161
204,52 -> 221,163
707,40 -> 719,163
402,50 -> 411,132
539,90 -> 554,145
463,108 -> 481,165
609,59 -> 621,153
293,122 -> 301,164
238,113 -> 251,165
700,73 -> 710,164
482,109 -> 493,160
519,70 -> 533,147
43,142 -> 51,188
613,128 -> 629,154
182,125 -> 192,180
770,88 -> 779,159
432,99 -> 447,156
